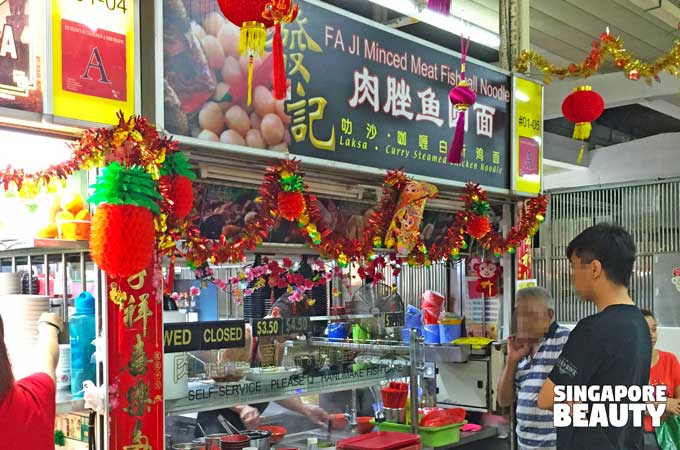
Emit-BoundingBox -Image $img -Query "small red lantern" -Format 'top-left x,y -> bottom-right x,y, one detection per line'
561,85 -> 604,141
217,0 -> 299,104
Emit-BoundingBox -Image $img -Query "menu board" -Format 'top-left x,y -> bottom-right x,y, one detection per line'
162,0 -> 511,189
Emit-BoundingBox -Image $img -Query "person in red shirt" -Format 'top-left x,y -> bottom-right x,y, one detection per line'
641,309 -> 680,450
0,311 -> 62,450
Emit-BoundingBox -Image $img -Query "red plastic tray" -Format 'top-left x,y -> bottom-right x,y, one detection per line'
337,431 -> 420,450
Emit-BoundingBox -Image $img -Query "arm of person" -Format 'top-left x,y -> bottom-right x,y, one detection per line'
538,323 -> 601,411
497,336 -> 529,407
231,405 -> 263,429
36,313 -> 62,383
277,398 -> 329,427
538,378 -> 556,411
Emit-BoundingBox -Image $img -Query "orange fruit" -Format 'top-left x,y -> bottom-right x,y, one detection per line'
75,209 -> 91,221
37,224 -> 58,239
75,209 -> 91,239
56,211 -> 76,238
75,223 -> 91,240
61,193 -> 85,215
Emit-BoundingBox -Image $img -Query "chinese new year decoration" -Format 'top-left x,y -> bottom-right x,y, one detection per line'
515,28 -> 680,84
264,0 -> 300,99
107,267 -> 164,450
89,163 -> 162,278
447,35 -> 476,164
427,0 -> 451,14
217,0 -> 299,104
561,85 -> 604,163
384,180 -> 438,255
159,151 -> 196,220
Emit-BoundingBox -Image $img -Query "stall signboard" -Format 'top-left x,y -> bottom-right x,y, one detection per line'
107,265 -> 164,450
164,320 -> 246,353
162,0 -> 511,189
512,76 -> 543,195
0,0 -> 43,113
51,0 -> 135,124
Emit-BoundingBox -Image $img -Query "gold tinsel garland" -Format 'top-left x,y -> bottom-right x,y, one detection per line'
515,29 -> 680,84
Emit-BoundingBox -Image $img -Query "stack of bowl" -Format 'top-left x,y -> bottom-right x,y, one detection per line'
220,434 -> 251,450
0,294 -> 51,378
0,272 -> 22,295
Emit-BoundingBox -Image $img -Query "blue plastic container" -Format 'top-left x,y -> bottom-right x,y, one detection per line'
423,324 -> 440,344
69,292 -> 97,398
405,305 -> 423,329
439,323 -> 462,343
328,322 -> 349,340
402,327 -> 423,344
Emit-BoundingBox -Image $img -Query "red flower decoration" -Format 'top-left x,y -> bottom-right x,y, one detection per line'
466,214 -> 491,240
278,191 -> 305,221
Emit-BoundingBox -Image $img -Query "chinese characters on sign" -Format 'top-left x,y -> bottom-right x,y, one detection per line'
281,15 -> 336,151
161,0 -> 512,188
108,264 -> 163,450
283,2 -> 511,188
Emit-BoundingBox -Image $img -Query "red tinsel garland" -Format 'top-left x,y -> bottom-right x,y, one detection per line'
4,111 -> 547,274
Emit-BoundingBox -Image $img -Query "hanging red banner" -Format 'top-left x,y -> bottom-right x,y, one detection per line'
107,259 -> 164,450
516,201 -> 533,280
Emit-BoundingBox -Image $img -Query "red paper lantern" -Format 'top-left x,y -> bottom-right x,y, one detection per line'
561,85 -> 604,141
217,0 -> 299,103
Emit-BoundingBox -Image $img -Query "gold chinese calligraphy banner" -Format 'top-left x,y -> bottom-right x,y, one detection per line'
162,0 -> 512,189
108,263 -> 164,450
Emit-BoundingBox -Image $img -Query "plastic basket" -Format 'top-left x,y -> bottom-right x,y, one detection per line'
372,421 -> 464,447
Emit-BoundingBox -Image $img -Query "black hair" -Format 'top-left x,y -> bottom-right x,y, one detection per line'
566,223 -> 636,288
640,309 -> 655,319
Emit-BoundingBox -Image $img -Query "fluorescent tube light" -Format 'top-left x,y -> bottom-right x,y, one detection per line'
366,0 -> 501,49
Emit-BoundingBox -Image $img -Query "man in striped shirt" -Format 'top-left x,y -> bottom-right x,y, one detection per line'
497,287 -> 570,450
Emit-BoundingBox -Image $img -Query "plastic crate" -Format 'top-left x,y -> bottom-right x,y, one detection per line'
337,431 -> 420,450
372,421 -> 464,448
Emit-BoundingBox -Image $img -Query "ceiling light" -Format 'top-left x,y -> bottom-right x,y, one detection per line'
366,0 -> 500,49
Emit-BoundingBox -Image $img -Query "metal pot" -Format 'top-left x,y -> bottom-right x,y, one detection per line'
172,443 -> 205,449
241,430 -> 271,450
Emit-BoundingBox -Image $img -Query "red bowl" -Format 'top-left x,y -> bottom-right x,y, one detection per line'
220,435 -> 250,444
258,426 -> 287,444
356,417 -> 374,434
331,413 -> 349,430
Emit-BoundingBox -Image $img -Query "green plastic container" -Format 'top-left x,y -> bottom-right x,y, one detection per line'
371,420 -> 464,447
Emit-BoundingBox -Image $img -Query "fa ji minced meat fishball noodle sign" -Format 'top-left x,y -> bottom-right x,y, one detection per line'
162,0 -> 511,189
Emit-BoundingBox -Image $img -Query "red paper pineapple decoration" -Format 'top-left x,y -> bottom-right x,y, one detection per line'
160,151 -> 196,220
217,0 -> 299,104
277,169 -> 306,221
562,85 -> 604,162
89,163 -> 161,277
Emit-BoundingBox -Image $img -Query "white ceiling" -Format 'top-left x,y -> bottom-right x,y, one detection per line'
452,0 -> 680,66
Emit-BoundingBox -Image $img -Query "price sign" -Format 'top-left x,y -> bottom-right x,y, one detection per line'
283,317 -> 310,334
383,312 -> 405,328
252,318 -> 282,337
